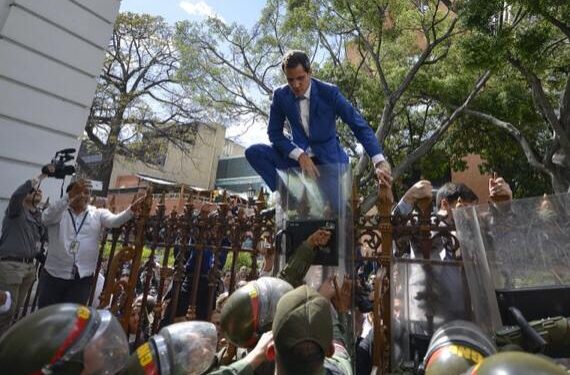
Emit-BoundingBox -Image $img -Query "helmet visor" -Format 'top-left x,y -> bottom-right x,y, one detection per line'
158,321 -> 217,375
256,277 -> 293,330
81,310 -> 129,375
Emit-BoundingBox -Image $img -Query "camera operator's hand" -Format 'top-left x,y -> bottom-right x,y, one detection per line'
31,165 -> 54,190
41,164 -> 55,177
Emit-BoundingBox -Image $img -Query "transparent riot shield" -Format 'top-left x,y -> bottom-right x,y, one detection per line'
391,258 -> 472,370
454,193 -> 570,335
275,163 -> 354,290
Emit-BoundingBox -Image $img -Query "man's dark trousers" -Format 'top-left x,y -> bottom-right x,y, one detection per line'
37,269 -> 94,307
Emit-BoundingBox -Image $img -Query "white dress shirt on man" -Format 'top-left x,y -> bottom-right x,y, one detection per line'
42,195 -> 133,279
287,82 -> 385,165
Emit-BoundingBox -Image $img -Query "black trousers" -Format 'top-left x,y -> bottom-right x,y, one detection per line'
37,269 -> 94,308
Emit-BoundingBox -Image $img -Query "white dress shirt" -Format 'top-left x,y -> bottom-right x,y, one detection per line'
42,195 -> 133,279
287,82 -> 385,165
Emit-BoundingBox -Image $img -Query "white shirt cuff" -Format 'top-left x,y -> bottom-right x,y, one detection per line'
288,147 -> 304,161
371,154 -> 386,166
396,198 -> 414,215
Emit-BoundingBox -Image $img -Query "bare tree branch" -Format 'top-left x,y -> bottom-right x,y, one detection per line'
463,108 -> 552,176
508,57 -> 570,148
360,70 -> 491,213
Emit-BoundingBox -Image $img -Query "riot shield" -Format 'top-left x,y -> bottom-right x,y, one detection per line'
391,258 -> 472,370
454,193 -> 570,334
275,164 -> 354,290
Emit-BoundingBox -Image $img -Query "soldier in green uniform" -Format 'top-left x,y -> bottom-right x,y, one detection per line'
122,321 -> 218,375
220,228 -> 332,349
211,284 -> 353,375
122,228 -> 334,375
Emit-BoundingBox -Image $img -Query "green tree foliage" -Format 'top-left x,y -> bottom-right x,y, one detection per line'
176,0 -> 493,207
84,13 -> 201,193
175,0 -> 568,208
446,0 -> 570,194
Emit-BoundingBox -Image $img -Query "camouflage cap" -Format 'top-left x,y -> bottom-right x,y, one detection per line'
272,285 -> 333,356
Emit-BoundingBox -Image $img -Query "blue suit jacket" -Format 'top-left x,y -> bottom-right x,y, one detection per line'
268,78 -> 382,164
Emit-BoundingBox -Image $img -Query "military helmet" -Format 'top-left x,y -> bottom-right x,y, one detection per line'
123,321 -> 217,375
466,352 -> 568,375
0,303 -> 129,375
221,277 -> 293,347
422,320 -> 496,375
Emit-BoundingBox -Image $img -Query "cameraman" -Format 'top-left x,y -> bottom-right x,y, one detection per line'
37,179 -> 143,307
0,167 -> 51,334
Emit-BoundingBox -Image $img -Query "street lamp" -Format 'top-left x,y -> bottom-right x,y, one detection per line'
247,185 -> 256,205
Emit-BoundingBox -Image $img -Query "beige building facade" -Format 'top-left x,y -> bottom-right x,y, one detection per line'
109,123 -> 245,190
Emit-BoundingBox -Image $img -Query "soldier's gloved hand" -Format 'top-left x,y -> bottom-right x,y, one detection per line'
402,180 -> 432,206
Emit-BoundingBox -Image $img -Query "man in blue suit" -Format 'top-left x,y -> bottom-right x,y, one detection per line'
246,50 -> 392,194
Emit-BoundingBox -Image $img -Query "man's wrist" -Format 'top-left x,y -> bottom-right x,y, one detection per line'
372,154 -> 386,167
288,147 -> 304,161
402,194 -> 415,206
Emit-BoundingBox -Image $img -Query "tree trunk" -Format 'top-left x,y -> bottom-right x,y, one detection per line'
99,106 -> 126,195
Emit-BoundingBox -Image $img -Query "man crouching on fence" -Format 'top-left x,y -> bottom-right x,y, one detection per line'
37,179 -> 143,307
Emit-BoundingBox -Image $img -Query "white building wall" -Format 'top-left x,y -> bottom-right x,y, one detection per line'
0,0 -> 120,223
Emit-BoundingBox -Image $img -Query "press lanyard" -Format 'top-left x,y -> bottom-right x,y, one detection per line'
68,209 -> 88,238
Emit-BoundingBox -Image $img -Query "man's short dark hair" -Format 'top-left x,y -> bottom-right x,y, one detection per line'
277,340 -> 325,375
281,50 -> 311,73
436,182 -> 478,208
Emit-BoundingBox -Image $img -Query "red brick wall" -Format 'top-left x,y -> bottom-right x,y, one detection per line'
115,175 -> 140,189
451,154 -> 490,203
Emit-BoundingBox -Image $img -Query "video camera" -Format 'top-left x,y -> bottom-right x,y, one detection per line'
42,148 -> 76,179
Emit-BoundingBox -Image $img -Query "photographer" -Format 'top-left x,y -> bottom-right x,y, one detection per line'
0,167 -> 50,334
37,179 -> 144,307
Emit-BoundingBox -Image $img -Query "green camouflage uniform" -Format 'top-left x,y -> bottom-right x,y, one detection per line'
210,285 -> 352,375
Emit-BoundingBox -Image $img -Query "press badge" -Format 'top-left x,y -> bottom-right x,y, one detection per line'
70,240 -> 80,254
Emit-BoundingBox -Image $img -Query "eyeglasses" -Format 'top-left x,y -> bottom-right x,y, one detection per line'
446,191 -> 477,203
